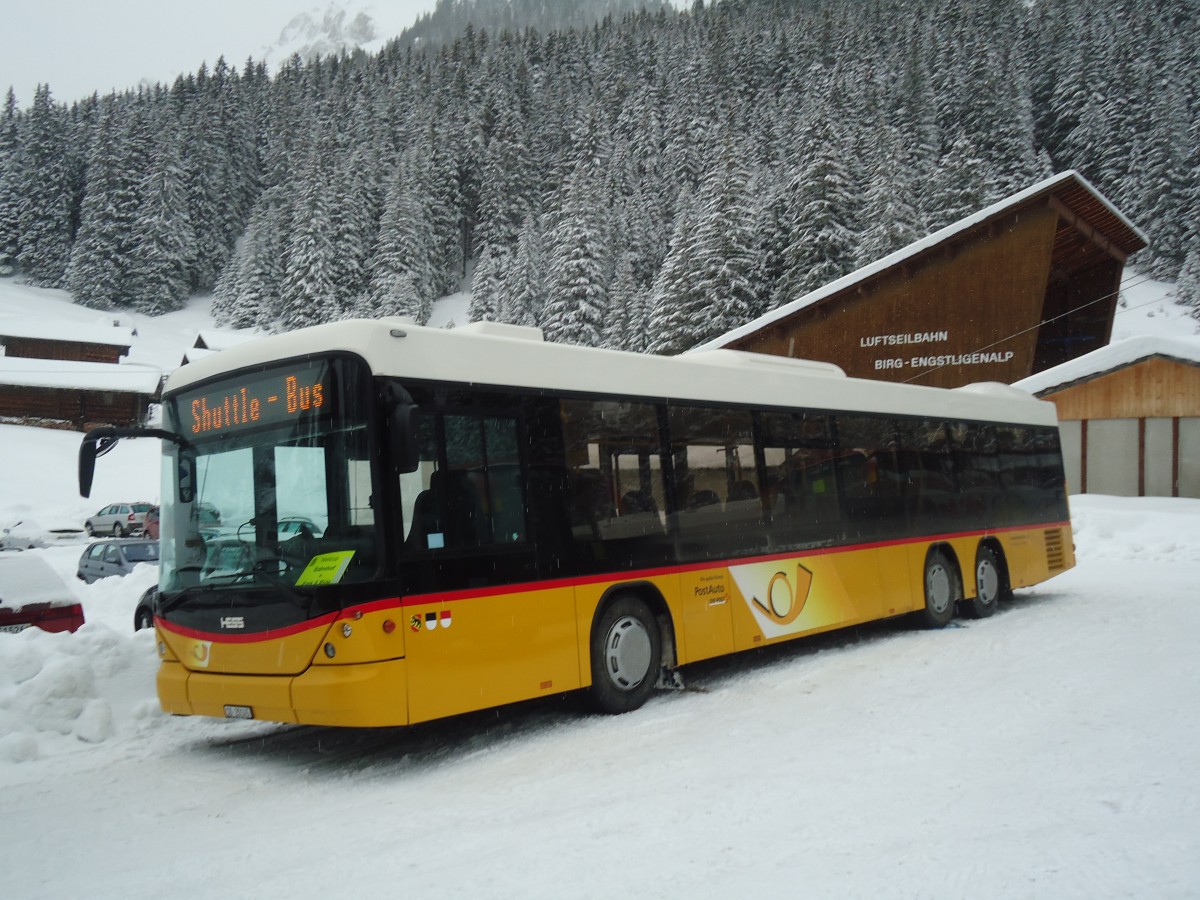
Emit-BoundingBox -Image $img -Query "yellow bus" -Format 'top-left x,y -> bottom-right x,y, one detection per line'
80,319 -> 1074,727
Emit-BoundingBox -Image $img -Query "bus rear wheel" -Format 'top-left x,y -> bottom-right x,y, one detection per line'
921,549 -> 960,628
964,544 -> 1009,618
589,595 -> 661,715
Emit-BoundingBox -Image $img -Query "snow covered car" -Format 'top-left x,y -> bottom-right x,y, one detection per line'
0,553 -> 85,634
76,538 -> 159,584
85,502 -> 153,537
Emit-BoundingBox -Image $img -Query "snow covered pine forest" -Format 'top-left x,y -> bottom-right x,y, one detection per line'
1,0 -> 1198,352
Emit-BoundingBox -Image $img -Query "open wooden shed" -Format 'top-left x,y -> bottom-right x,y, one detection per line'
702,171 -> 1147,389
1016,336 -> 1200,498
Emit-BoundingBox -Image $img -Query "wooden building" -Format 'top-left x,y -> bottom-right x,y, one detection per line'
0,355 -> 161,430
1015,336 -> 1200,498
702,171 -> 1147,389
0,321 -> 134,364
181,329 -> 260,366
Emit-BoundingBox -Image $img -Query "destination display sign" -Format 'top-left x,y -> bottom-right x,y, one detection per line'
182,363 -> 330,436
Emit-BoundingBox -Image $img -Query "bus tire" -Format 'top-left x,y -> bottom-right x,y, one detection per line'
921,549 -> 960,628
965,544 -> 1009,618
589,595 -> 661,715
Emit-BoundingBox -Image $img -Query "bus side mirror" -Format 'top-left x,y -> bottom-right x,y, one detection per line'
79,438 -> 99,498
178,450 -> 196,504
79,426 -> 121,498
391,404 -> 420,474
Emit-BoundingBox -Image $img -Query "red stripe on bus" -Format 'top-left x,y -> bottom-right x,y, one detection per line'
158,520 -> 1067,639
398,521 -> 1069,607
157,610 -> 341,643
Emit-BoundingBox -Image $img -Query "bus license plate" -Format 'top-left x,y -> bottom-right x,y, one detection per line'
224,705 -> 254,720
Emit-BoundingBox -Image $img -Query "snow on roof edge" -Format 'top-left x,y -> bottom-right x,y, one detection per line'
0,358 -> 162,393
1014,335 -> 1200,396
0,320 -> 136,347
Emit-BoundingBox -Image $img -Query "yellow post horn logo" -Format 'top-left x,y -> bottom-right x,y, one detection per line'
752,565 -> 814,626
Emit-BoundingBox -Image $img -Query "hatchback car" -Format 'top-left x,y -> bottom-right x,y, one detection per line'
85,503 -> 153,537
76,538 -> 160,584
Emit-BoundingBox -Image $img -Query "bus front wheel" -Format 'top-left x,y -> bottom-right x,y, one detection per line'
589,595 -> 661,715
922,549 -> 960,628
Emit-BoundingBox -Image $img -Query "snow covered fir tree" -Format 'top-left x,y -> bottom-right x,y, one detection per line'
0,0 -> 1197,346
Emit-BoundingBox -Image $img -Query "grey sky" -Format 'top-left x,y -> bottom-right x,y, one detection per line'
1,0 -> 437,107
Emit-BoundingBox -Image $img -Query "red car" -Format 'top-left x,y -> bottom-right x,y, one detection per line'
143,506 -> 160,540
0,553 -> 86,634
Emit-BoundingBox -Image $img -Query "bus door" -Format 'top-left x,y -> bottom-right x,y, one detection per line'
397,407 -> 577,723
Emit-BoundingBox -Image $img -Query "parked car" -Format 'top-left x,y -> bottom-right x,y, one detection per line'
278,516 -> 322,539
196,502 -> 221,526
143,506 -> 160,540
0,553 -> 86,634
85,503 -> 153,537
76,538 -> 160,584
199,535 -> 254,581
133,585 -> 157,631
1,520 -> 46,550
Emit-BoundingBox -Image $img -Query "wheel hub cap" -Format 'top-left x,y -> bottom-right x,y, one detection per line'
605,616 -> 652,691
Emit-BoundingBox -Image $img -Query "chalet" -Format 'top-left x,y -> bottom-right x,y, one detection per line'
0,357 -> 162,429
699,171 -> 1148,389
1015,336 -> 1200,498
0,320 -> 135,365
181,330 -> 261,366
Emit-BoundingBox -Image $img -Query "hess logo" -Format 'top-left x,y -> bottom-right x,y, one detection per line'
751,565 -> 814,626
220,616 -> 245,630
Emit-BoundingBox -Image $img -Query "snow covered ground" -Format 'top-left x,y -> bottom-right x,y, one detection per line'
1,274 -> 1198,898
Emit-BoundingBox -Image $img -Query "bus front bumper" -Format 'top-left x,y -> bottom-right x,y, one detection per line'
157,657 -> 409,728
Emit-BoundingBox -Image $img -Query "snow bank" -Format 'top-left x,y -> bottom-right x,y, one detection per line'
0,553 -> 160,764
1070,494 -> 1200,562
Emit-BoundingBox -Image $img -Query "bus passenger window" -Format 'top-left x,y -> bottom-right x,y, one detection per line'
667,405 -> 761,554
559,399 -> 665,543
759,411 -> 840,549
404,413 -> 527,551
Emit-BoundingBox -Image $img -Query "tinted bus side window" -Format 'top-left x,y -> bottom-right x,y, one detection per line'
947,421 -> 997,530
994,424 -> 1069,526
758,410 -> 841,550
667,404 -> 763,559
559,398 -> 671,570
896,418 -> 958,533
836,415 -> 906,542
404,412 -> 527,552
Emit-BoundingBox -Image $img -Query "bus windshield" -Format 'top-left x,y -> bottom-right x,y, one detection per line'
158,357 -> 379,597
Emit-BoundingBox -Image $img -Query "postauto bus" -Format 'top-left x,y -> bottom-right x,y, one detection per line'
79,319 -> 1074,727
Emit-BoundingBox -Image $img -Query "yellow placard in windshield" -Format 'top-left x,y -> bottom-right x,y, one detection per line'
295,551 -> 355,586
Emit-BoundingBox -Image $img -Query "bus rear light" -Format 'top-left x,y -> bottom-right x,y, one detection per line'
382,619 -> 396,634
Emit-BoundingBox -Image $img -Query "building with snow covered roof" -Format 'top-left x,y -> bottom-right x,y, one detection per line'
0,317 -> 160,428
0,354 -> 161,429
1015,336 -> 1200,498
181,329 -> 262,366
699,171 -> 1147,390
0,319 -> 135,364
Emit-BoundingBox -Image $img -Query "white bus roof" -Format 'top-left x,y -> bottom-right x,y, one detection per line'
165,319 -> 1059,427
